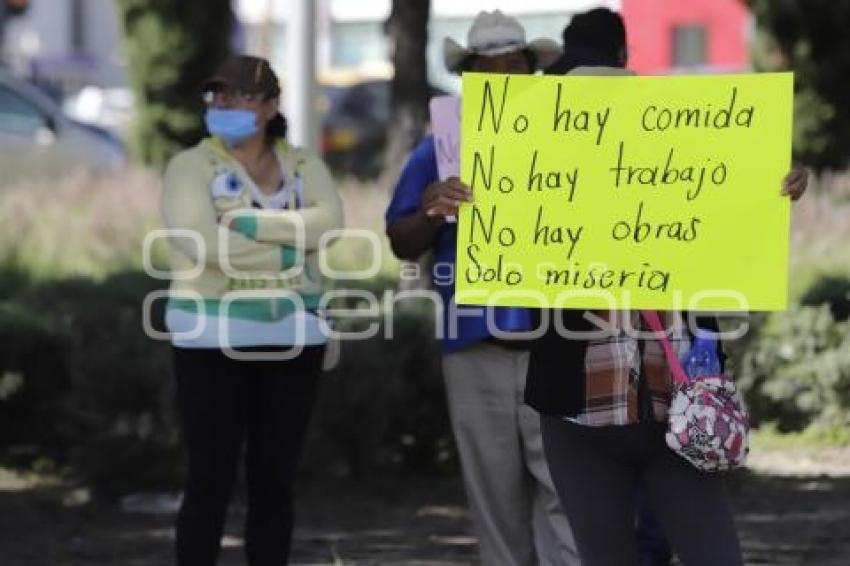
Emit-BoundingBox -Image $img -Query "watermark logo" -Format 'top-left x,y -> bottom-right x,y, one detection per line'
142,228 -> 753,361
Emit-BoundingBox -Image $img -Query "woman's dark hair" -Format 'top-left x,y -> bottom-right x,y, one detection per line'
563,8 -> 626,60
546,8 -> 627,75
522,49 -> 537,72
265,110 -> 288,140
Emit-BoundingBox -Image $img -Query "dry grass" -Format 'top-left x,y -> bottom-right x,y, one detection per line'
336,178 -> 393,234
1,165 -> 845,293
328,179 -> 401,282
0,168 -> 162,279
0,170 -> 402,283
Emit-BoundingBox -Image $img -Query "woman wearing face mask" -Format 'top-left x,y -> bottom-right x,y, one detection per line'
161,55 -> 343,565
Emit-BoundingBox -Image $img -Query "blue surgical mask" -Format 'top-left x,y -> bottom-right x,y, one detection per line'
204,108 -> 258,146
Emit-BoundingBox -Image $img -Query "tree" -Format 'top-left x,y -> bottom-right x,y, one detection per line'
116,1 -> 233,169
384,0 -> 431,173
747,0 -> 850,171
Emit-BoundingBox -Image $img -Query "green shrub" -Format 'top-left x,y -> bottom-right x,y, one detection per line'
737,305 -> 850,431
0,267 -> 456,492
0,271 -> 180,496
800,274 -> 850,321
0,300 -> 71,462
304,300 -> 455,478
752,421 -> 850,450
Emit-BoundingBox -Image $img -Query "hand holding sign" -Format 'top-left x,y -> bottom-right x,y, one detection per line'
423,177 -> 473,222
781,166 -> 808,201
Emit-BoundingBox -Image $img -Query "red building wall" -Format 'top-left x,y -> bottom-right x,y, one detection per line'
621,0 -> 751,75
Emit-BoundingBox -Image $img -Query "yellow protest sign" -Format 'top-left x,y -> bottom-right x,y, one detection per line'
455,72 -> 793,311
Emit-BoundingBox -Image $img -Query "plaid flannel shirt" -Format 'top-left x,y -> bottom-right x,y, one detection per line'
570,311 -> 691,427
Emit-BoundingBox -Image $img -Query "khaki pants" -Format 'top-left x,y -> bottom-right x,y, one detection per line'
442,341 -> 579,566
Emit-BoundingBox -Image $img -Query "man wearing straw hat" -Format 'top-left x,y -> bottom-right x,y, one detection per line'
386,10 -> 579,566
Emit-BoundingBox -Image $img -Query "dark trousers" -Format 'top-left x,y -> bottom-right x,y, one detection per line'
172,346 -> 324,566
541,416 -> 743,566
636,487 -> 673,566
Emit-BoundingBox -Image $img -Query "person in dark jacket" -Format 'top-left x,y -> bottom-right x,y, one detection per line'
530,8 -> 808,566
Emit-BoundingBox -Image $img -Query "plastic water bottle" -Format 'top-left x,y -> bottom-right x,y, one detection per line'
681,336 -> 721,378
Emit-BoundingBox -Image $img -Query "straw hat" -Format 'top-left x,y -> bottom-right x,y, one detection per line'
443,10 -> 561,74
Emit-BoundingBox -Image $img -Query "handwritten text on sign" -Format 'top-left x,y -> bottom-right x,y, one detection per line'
455,73 -> 793,311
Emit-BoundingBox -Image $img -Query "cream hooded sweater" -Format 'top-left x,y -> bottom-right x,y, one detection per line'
161,137 -> 344,322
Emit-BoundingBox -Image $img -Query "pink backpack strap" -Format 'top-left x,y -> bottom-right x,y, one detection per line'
640,310 -> 689,386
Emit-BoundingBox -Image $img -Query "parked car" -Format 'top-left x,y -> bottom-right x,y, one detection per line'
0,70 -> 127,186
319,79 -> 390,179
319,78 -> 445,179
